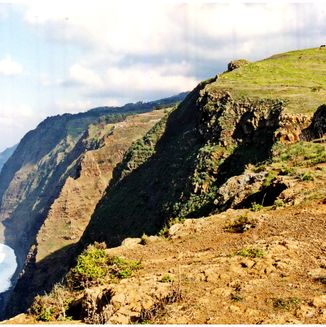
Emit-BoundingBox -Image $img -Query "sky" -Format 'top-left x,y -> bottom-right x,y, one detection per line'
0,0 -> 325,152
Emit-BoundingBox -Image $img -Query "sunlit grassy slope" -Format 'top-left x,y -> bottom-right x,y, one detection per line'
208,47 -> 326,114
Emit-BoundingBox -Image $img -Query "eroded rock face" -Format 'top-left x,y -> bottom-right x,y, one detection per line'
76,277 -> 179,324
4,110 -> 166,319
301,104 -> 326,140
276,113 -> 311,143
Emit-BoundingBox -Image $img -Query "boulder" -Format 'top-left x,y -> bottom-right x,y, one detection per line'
227,59 -> 250,72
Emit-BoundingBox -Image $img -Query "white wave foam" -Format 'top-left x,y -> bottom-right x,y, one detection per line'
0,244 -> 17,293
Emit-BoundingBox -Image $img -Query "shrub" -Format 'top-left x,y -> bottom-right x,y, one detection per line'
235,247 -> 265,258
251,202 -> 263,212
160,274 -> 173,283
263,170 -> 278,187
274,199 -> 285,208
67,244 -> 109,290
31,300 -> 54,322
224,215 -> 257,233
108,256 -> 141,279
273,297 -> 300,310
30,284 -> 73,322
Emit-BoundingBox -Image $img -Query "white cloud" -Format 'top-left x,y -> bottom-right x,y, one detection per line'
0,102 -> 45,151
67,63 -> 103,87
0,104 -> 37,127
0,0 -> 325,150
105,65 -> 198,95
21,2 -> 326,56
0,55 -> 23,76
52,99 -> 93,114
60,61 -> 198,102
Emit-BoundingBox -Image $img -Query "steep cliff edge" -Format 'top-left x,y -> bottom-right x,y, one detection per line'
82,48 -> 325,248
7,110 -> 167,313
3,48 -> 326,323
0,111 -> 126,265
0,93 -> 187,318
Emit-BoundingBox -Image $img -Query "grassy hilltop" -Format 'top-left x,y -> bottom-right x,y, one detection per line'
211,48 -> 326,114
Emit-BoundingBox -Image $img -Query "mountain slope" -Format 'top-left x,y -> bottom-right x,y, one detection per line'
4,109 -> 168,318
215,48 -> 326,114
0,93 -> 187,318
81,48 -> 325,249
3,48 -> 326,323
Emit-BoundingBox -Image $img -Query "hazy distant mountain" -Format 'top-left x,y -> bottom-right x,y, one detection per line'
0,145 -> 17,173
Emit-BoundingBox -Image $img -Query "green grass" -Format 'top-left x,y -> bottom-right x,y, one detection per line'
273,141 -> 326,167
273,297 -> 301,310
208,48 -> 326,114
160,274 -> 173,283
250,202 -> 264,212
235,247 -> 265,258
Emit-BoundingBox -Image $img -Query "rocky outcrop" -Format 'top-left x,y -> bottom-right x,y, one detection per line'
227,59 -> 250,72
301,105 -> 326,141
72,277 -> 180,324
276,113 -> 311,143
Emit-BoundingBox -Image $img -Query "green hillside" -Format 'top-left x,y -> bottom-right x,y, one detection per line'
81,49 -> 326,247
211,48 -> 326,114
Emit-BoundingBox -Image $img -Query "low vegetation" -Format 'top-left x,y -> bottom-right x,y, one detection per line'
272,297 -> 301,311
30,244 -> 142,322
160,274 -> 174,283
224,215 -> 257,233
235,247 -> 265,258
67,244 -> 141,290
213,48 -> 326,114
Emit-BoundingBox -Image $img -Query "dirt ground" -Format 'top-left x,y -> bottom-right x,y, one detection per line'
103,199 -> 326,324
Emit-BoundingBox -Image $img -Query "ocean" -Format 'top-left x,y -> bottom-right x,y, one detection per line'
0,244 -> 17,293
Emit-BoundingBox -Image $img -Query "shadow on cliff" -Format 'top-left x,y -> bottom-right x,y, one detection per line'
5,89 -> 285,319
185,105 -> 283,217
3,82 -> 208,319
3,243 -> 78,319
79,83 -> 207,247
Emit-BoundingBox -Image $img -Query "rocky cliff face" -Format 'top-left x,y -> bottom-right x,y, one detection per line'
0,112 -> 125,267
0,93 -> 187,318
5,110 -> 166,315
81,87 -> 289,247
2,49 -> 326,323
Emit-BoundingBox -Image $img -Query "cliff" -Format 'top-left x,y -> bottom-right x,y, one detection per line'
2,48 -> 326,323
0,93 -> 187,318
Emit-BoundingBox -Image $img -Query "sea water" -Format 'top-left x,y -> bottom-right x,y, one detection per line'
0,244 -> 17,293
